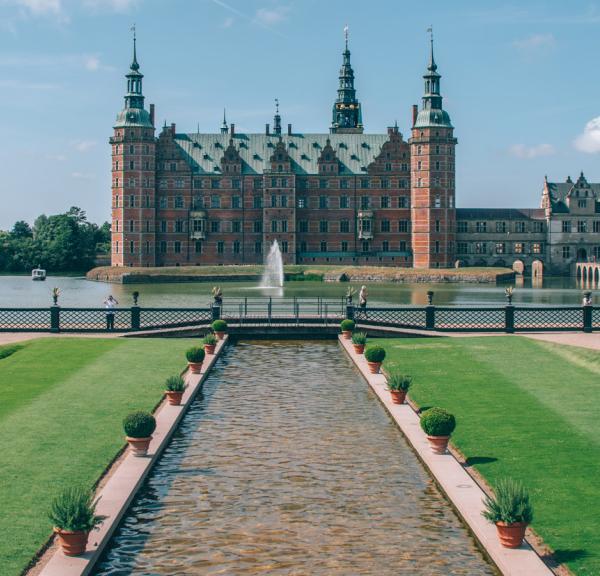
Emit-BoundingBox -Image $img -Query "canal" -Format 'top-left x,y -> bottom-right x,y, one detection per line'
93,341 -> 496,575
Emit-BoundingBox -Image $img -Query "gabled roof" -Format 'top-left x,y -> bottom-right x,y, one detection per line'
174,133 -> 391,175
545,180 -> 600,214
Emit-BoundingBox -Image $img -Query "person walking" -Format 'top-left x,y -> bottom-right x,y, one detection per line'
104,295 -> 119,330
359,285 -> 368,318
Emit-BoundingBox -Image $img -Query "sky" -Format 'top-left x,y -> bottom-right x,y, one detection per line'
2,0 -> 600,229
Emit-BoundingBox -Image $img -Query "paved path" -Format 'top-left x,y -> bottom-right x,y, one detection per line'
522,332 -> 600,350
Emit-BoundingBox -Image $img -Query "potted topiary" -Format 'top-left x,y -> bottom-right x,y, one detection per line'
387,372 -> 412,404
49,486 -> 106,556
123,411 -> 156,457
211,319 -> 228,340
340,318 -> 355,340
483,478 -> 533,548
364,345 -> 386,373
186,346 -> 205,374
203,333 -> 218,355
419,407 -> 456,454
165,375 -> 186,406
351,331 -> 367,354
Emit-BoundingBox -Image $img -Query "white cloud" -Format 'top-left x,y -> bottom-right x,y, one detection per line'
71,171 -> 95,180
222,16 -> 234,28
508,143 -> 556,159
72,140 -> 97,152
512,33 -> 555,51
16,0 -> 62,16
84,55 -> 100,71
254,5 -> 290,26
82,0 -> 139,12
574,116 -> 600,153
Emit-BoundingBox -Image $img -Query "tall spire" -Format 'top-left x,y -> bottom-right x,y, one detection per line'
131,24 -> 139,71
330,25 -> 363,134
221,108 -> 228,134
274,98 -> 282,136
413,27 -> 452,128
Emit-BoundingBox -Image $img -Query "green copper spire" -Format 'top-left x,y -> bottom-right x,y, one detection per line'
114,27 -> 153,128
274,98 -> 282,136
330,25 -> 363,134
414,28 -> 452,128
221,108 -> 228,133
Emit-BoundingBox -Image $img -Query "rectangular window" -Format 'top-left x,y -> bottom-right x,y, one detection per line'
319,220 -> 328,233
340,220 -> 349,233
175,220 -> 183,233
299,220 -> 308,233
361,178 -> 370,189
211,195 -> 221,209
271,194 -> 277,208
130,241 -> 135,254
253,221 -> 263,233
170,162 -> 177,172
381,178 -> 390,189
174,241 -> 181,254
434,196 -> 442,208
159,197 -> 167,209
593,221 -> 600,233
193,178 -> 203,189
340,195 -> 349,208
195,241 -> 202,253
399,178 -> 408,189
578,199 -> 587,208
562,220 -> 572,233
381,220 -> 390,232
319,179 -> 327,189
129,195 -> 135,207
562,246 -> 571,259
340,179 -> 349,189
515,221 -> 525,233
475,242 -> 486,254
175,178 -> 184,189
175,196 -> 184,208
381,196 -> 390,208
320,241 -> 327,253
382,240 -> 389,252
341,241 -> 348,252
160,220 -> 167,233
398,196 -> 409,208
532,242 -> 542,254
280,195 -> 288,208
253,195 -> 262,209
476,221 -> 487,233
232,220 -> 241,233
532,221 -> 544,233
514,242 -> 524,254
435,220 -> 440,233
495,242 -> 505,254
457,242 -> 468,254
281,240 -> 288,253
232,196 -> 241,209
210,221 -> 220,233
360,196 -> 370,209
398,220 -> 409,233
232,178 -> 240,189
211,179 -> 220,189
281,177 -> 288,187
160,241 -> 166,254
434,241 -> 440,254
128,220 -> 134,232
254,178 -> 262,189
255,241 -> 262,254
297,197 -> 306,208
496,221 -> 506,233
271,220 -> 278,233
385,163 -> 392,172
361,240 -> 370,253
319,195 -> 328,209
399,240 -> 407,252
281,220 -> 288,232
271,177 -> 277,187
578,220 -> 587,233
233,240 -> 241,254
217,241 -> 224,254
593,246 -> 600,259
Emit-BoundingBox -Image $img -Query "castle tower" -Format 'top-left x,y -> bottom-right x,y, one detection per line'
409,31 -> 457,268
330,26 -> 363,134
110,30 -> 156,267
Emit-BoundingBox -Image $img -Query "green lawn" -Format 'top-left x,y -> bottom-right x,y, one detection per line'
380,336 -> 600,576
0,337 -> 196,575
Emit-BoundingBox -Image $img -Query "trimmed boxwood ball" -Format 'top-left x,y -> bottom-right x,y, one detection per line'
364,346 -> 386,363
340,319 -> 355,331
211,319 -> 228,332
186,346 -> 205,363
123,411 -> 156,438
420,407 -> 456,437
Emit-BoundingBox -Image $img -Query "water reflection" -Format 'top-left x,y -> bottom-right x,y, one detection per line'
93,341 -> 496,576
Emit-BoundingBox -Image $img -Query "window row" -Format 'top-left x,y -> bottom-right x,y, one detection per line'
298,240 -> 409,253
456,242 -> 544,255
458,221 -> 546,234
561,220 -> 600,233
190,177 -> 412,190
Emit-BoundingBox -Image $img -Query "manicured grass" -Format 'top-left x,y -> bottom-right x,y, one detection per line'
380,336 -> 600,576
0,337 -> 197,575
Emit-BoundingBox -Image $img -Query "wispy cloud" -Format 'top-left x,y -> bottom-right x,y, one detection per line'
574,116 -> 600,153
72,139 -> 97,152
512,33 -> 555,52
82,0 -> 139,12
16,0 -> 62,16
474,4 -> 600,24
221,15 -> 234,28
255,5 -> 290,26
0,78 -> 61,90
0,52 -> 113,72
71,171 -> 95,180
508,143 -> 556,159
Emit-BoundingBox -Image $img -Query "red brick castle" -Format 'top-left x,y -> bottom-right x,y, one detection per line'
110,32 -> 456,269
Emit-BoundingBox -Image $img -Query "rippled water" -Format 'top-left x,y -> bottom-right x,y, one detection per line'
94,341 -> 496,575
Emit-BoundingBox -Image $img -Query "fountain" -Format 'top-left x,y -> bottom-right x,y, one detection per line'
260,240 -> 284,288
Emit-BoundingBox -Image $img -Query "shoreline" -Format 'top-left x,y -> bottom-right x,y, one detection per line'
86,265 -> 516,285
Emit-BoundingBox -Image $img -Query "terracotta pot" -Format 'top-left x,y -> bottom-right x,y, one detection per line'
495,522 -> 527,548
215,331 -> 225,340
188,361 -> 203,374
126,435 -> 152,457
390,389 -> 407,404
342,330 -> 352,340
367,361 -> 381,374
353,343 -> 365,354
165,390 -> 184,406
426,435 -> 450,454
204,343 -> 216,355
54,528 -> 89,556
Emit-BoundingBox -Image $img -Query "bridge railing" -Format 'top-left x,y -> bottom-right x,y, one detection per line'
0,300 -> 596,333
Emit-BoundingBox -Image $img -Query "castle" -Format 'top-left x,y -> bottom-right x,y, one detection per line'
110,33 -> 600,275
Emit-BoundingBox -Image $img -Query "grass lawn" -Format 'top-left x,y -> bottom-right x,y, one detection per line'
0,337 -> 197,575
380,336 -> 600,576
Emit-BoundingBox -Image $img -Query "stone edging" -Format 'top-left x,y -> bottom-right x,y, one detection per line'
37,336 -> 229,576
338,336 -> 553,576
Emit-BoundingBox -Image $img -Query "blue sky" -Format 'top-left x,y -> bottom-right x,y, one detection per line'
2,0 -> 600,228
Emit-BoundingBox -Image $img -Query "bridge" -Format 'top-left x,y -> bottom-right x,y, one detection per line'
0,297 -> 598,334
576,261 -> 600,284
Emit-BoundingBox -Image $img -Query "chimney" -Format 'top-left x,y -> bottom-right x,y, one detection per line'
171,123 -> 176,135
230,123 -> 235,136
266,123 -> 270,135
149,104 -> 155,126
287,123 -> 292,135
412,105 -> 418,127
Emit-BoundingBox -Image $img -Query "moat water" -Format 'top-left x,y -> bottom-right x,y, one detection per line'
0,274 -> 596,308
93,341 -> 497,575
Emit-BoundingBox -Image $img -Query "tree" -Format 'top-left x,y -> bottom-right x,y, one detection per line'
10,221 -> 32,239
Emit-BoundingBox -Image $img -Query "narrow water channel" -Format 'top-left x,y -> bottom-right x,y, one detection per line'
94,341 -> 496,575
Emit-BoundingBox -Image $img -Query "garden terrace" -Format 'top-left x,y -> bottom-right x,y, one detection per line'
380,336 -> 600,575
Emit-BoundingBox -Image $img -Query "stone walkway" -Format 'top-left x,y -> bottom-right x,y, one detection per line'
522,332 -> 600,350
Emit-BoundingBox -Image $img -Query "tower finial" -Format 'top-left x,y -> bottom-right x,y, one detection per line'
130,24 -> 139,70
344,24 -> 349,51
274,98 -> 282,135
275,98 -> 279,115
221,108 -> 228,134
426,26 -> 436,71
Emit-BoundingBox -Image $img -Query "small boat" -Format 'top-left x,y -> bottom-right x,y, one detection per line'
31,267 -> 46,281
